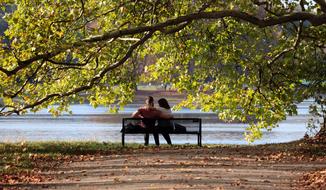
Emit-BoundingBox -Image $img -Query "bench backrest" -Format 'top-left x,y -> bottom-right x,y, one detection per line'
122,118 -> 202,133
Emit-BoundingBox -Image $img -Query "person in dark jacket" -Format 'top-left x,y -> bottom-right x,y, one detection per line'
156,98 -> 173,145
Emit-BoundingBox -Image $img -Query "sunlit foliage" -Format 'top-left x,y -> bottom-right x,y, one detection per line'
0,0 -> 325,141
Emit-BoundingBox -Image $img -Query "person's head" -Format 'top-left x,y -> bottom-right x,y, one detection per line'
158,98 -> 170,109
145,96 -> 154,107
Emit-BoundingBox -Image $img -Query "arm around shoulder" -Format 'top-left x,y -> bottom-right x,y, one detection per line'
131,110 -> 143,118
159,112 -> 173,119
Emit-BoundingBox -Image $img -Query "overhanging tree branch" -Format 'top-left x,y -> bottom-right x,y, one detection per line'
83,11 -> 326,43
5,61 -> 45,99
0,32 -> 154,116
0,50 -> 63,76
1,10 -> 325,77
267,18 -> 304,67
314,0 -> 326,13
45,45 -> 105,67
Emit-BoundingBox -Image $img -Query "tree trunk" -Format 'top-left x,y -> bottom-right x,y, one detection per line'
315,116 -> 326,142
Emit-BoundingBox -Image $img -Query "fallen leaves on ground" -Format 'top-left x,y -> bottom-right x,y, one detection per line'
298,169 -> 326,190
1,140 -> 325,188
0,153 -> 99,184
1,171 -> 53,184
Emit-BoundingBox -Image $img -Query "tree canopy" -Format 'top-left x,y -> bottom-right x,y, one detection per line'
0,0 -> 325,141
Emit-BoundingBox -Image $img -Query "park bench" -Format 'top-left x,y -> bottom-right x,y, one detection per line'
121,118 -> 202,146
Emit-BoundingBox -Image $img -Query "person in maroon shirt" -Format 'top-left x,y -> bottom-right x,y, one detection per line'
132,96 -> 169,146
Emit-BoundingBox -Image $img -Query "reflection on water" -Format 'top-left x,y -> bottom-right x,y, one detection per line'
0,101 -> 312,145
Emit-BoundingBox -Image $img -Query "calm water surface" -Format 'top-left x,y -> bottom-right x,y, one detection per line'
0,101 -> 313,145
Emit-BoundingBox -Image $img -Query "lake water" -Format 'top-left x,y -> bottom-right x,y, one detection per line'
0,101 -> 314,145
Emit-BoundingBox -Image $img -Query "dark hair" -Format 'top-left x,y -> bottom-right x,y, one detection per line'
146,96 -> 154,107
158,98 -> 170,109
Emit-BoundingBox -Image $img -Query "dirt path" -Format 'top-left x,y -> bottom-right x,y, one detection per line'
2,146 -> 325,190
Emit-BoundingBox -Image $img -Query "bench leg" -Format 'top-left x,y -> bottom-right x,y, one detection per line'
198,134 -> 202,147
122,132 -> 125,147
197,134 -> 200,146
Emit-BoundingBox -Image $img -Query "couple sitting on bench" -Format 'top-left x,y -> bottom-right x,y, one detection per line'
131,96 -> 174,146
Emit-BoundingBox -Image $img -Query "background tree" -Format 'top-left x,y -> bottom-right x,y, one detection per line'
0,0 -> 325,141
